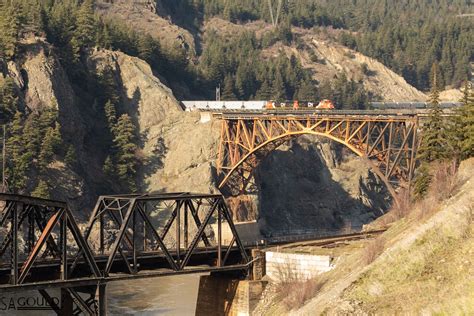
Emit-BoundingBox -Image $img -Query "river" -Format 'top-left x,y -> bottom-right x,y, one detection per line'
0,274 -> 204,315
108,274 -> 204,315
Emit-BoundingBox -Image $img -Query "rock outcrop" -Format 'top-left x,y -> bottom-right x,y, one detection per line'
95,0 -> 195,54
4,38 -> 391,235
255,136 -> 390,235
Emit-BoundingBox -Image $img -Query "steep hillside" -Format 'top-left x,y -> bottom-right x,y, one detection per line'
197,16 -> 430,101
2,36 -> 392,233
257,159 -> 474,315
90,2 -> 472,104
95,0 -> 196,54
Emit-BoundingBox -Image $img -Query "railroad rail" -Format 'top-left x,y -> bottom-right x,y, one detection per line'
275,229 -> 386,249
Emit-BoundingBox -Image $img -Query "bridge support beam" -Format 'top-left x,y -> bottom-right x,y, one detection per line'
98,283 -> 107,316
60,288 -> 73,316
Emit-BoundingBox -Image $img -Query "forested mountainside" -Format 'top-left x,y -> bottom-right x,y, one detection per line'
0,0 -> 472,202
158,0 -> 474,91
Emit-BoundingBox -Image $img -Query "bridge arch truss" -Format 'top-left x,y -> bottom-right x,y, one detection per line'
217,113 -> 420,199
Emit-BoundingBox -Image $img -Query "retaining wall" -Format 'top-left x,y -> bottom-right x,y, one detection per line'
265,251 -> 333,281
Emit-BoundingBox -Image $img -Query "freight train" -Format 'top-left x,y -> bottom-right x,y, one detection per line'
181,100 -> 461,112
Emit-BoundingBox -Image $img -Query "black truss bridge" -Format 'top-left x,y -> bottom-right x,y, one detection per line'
0,193 -> 250,315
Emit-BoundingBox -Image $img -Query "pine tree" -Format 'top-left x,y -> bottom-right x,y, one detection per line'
23,113 -> 42,158
74,0 -> 97,48
413,163 -> 431,199
65,145 -> 77,168
448,81 -> 469,160
417,68 -> 449,163
256,79 -> 273,100
0,78 -> 18,122
137,34 -> 156,63
103,155 -> 115,177
113,114 -> 138,191
6,112 -> 31,192
221,75 -> 237,100
319,80 -> 333,100
295,78 -> 317,101
461,84 -> 474,159
272,72 -> 286,101
0,2 -> 20,59
38,123 -> 62,170
32,180 -> 50,199
104,100 -> 117,131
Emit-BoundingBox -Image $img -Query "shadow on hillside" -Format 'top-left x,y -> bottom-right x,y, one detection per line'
253,136 -> 391,237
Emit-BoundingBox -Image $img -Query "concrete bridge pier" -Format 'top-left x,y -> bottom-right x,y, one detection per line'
195,249 -> 266,316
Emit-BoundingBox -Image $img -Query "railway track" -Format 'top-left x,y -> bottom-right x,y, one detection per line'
272,229 -> 386,249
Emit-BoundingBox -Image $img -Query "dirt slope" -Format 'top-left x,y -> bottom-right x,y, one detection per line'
290,159 -> 474,315
205,18 -> 428,101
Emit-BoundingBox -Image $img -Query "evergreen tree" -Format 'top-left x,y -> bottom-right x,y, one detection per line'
417,69 -> 449,163
295,78 -> 317,101
0,78 -> 18,122
256,79 -> 273,100
221,75 -> 237,100
104,100 -> 117,131
272,72 -> 286,101
447,81 -> 470,160
74,0 -> 97,49
461,84 -> 474,159
138,34 -> 159,64
413,163 -> 431,199
65,145 -> 77,168
23,113 -> 42,158
113,114 -> 138,191
6,112 -> 31,192
38,123 -> 62,170
0,2 -> 20,59
103,155 -> 115,177
32,180 -> 50,199
319,80 -> 333,100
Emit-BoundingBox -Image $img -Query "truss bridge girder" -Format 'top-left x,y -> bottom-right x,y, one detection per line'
217,114 -> 420,199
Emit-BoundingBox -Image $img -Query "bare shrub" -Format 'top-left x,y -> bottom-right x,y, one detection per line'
275,261 -> 326,310
391,189 -> 412,220
363,237 -> 386,265
414,195 -> 439,221
426,161 -> 459,202
414,161 -> 460,221
286,278 -> 326,309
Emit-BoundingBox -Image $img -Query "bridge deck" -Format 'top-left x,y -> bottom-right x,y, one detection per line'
209,109 -> 455,119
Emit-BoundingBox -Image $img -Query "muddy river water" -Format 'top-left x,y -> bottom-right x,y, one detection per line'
108,274 -> 204,315
0,274 -> 204,315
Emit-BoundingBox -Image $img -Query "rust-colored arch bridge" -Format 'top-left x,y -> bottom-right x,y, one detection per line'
216,111 -> 420,199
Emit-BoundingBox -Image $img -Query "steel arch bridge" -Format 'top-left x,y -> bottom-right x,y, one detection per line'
216,112 -> 420,199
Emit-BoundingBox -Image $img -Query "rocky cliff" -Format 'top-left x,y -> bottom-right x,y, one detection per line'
3,37 -> 390,233
255,136 -> 390,235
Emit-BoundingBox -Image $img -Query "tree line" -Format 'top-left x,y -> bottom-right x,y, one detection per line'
160,0 -> 473,92
202,30 -> 369,109
414,69 -> 474,198
0,0 -> 145,195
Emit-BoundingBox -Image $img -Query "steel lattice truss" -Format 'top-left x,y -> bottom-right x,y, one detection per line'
0,194 -> 102,315
76,193 -> 249,276
0,193 -> 250,315
217,113 -> 420,198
